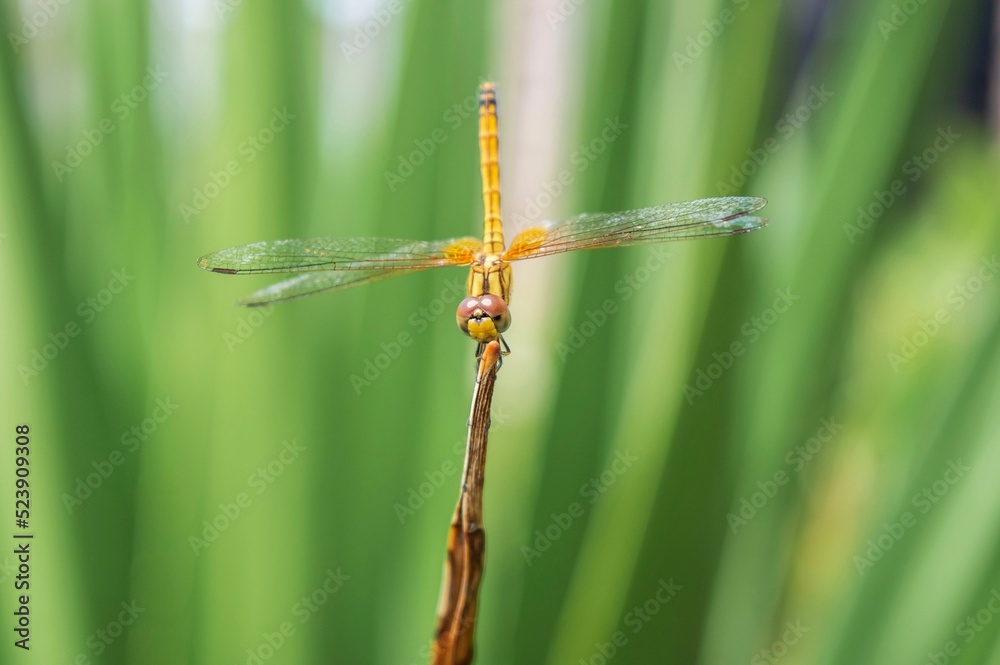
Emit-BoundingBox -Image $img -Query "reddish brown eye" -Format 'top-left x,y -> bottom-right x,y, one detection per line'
457,296 -> 480,319
478,295 -> 511,333
456,295 -> 512,341
456,297 -> 480,334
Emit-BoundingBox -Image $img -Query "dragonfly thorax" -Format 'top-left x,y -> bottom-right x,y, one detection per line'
466,253 -> 513,303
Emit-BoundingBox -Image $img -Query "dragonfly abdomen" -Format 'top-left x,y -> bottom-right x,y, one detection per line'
479,82 -> 504,256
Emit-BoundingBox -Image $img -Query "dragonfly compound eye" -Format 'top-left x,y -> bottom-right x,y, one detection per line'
456,295 -> 511,342
478,295 -> 511,333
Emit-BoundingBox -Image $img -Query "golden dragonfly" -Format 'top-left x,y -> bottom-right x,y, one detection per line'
198,82 -> 769,355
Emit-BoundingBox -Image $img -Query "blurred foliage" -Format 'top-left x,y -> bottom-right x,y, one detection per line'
2,0 -> 1000,664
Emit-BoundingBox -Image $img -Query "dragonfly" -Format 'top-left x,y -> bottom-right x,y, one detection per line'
198,82 -> 769,356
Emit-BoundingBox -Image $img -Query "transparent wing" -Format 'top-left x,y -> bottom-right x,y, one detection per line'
234,268 -> 431,306
503,197 -> 768,261
197,236 -> 481,274
198,236 -> 480,306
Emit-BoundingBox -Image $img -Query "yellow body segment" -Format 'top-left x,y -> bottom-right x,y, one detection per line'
468,82 -> 513,305
479,83 -> 504,256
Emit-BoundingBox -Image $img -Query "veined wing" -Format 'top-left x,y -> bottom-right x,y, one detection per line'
197,236 -> 481,275
233,268 -> 432,306
503,197 -> 767,261
198,236 -> 481,306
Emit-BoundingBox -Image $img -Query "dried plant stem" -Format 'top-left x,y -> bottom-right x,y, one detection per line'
431,341 -> 502,665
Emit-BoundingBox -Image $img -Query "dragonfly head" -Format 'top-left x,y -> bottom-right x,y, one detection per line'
457,295 -> 511,343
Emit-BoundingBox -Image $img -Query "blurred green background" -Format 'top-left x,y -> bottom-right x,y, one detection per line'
3,0 -> 1000,663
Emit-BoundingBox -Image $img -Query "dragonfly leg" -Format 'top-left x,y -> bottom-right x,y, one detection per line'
470,343 -> 484,382
472,337 -> 509,372
494,334 -> 511,370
